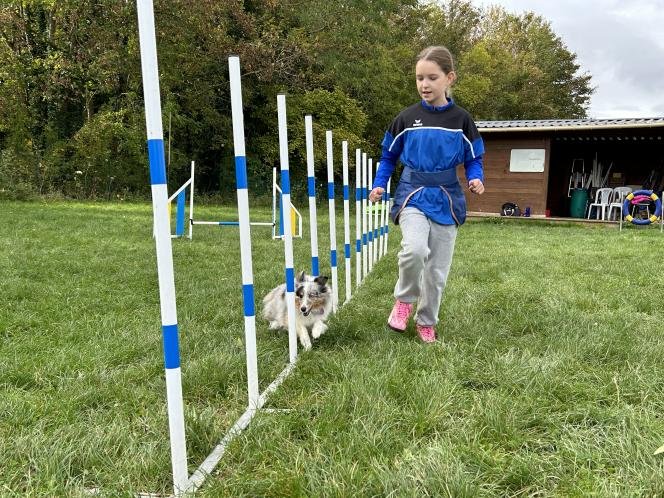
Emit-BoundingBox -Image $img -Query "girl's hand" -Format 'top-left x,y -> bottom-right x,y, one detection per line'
468,179 -> 484,195
369,187 -> 384,202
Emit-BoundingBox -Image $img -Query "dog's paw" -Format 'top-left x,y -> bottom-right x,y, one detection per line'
311,322 -> 328,339
268,321 -> 280,330
299,337 -> 312,351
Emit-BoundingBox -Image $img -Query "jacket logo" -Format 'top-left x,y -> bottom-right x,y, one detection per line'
412,119 -> 423,127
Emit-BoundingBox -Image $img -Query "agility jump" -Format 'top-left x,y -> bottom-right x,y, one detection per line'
166,161 -> 302,240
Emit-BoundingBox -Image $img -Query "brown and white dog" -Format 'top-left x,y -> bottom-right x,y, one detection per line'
262,271 -> 332,350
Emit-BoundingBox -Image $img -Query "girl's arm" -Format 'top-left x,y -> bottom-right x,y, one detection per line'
465,155 -> 484,195
372,130 -> 402,190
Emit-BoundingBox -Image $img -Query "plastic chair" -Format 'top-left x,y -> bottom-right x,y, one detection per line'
586,187 -> 612,220
607,187 -> 632,220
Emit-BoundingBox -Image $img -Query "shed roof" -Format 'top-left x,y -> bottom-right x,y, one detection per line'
477,117 -> 664,133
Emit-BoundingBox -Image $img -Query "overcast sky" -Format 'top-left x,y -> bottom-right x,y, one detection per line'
468,0 -> 664,118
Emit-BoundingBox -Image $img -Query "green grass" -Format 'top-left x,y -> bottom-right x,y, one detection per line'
1,200 -> 664,497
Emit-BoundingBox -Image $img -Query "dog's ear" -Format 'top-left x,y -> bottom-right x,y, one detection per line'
297,270 -> 306,282
315,276 -> 328,288
295,285 -> 305,298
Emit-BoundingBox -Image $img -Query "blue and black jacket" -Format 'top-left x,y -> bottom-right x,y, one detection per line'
372,99 -> 484,226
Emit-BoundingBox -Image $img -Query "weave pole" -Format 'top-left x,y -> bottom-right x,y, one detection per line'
188,160 -> 194,239
367,158 -> 374,273
384,178 -> 392,254
372,161 -> 380,264
355,149 -> 362,288
378,164 -> 386,260
136,0 -> 188,493
361,152 -> 368,279
341,140 -> 351,303
326,130 -> 339,312
228,56 -> 259,410
277,95 -> 298,363
305,116 -> 320,276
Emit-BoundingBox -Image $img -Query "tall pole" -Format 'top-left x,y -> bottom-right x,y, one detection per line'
362,152 -> 368,279
341,140 -> 351,303
305,116 -> 320,276
188,160 -> 194,240
368,158 -> 374,273
136,1 -> 188,493
326,131 -> 339,312
228,56 -> 260,409
355,149 -> 362,288
277,95 -> 298,362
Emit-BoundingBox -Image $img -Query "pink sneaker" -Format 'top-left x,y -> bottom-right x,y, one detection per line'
387,300 -> 413,332
416,324 -> 437,343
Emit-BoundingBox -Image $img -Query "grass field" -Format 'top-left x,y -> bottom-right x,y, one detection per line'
2,200 -> 664,497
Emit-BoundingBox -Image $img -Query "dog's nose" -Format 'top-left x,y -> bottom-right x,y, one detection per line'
300,306 -> 307,312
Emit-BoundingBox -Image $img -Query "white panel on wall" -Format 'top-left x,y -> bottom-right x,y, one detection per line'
509,149 -> 545,172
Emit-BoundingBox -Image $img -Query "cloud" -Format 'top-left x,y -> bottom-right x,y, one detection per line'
469,0 -> 664,117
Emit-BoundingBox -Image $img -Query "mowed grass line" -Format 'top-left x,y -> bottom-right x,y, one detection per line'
1,201 -> 664,496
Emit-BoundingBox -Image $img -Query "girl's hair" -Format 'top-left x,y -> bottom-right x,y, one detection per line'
416,46 -> 456,96
416,46 -> 455,74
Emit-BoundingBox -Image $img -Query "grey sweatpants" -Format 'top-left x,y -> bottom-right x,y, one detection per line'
394,207 -> 458,326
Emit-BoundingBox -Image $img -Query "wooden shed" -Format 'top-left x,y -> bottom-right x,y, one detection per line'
460,118 -> 664,217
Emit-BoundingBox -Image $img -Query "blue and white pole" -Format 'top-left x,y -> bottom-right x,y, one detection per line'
305,116 -> 319,277
326,130 -> 339,312
373,161 -> 380,264
361,152 -> 368,279
367,158 -> 374,273
341,140 -> 351,303
384,178 -> 392,254
188,160 -> 194,240
277,95 -> 298,362
136,0 -> 188,493
228,56 -> 260,409
378,166 -> 387,260
355,148 -> 362,288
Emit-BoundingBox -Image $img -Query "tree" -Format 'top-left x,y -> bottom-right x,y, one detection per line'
0,0 -> 594,199
453,6 -> 593,120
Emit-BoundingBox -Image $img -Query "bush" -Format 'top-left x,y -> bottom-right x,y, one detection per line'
0,148 -> 38,200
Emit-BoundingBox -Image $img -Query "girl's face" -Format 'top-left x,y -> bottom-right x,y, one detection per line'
415,59 -> 455,107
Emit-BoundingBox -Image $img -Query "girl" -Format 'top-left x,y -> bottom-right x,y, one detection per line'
369,46 -> 485,343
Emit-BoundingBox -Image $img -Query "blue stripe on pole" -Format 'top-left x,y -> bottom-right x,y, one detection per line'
386,226 -> 389,233
363,234 -> 367,245
281,170 -> 290,195
368,231 -> 373,242
162,324 -> 180,369
343,185 -> 349,200
235,156 -> 248,189
279,195 -> 284,236
330,249 -> 337,267
147,139 -> 167,185
380,227 -> 384,236
344,243 -> 351,258
355,187 -> 361,201
327,182 -> 334,200
308,177 -> 315,196
285,267 -> 295,292
242,284 -> 255,317
312,256 -> 319,277
356,240 -> 361,252
176,190 -> 186,236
